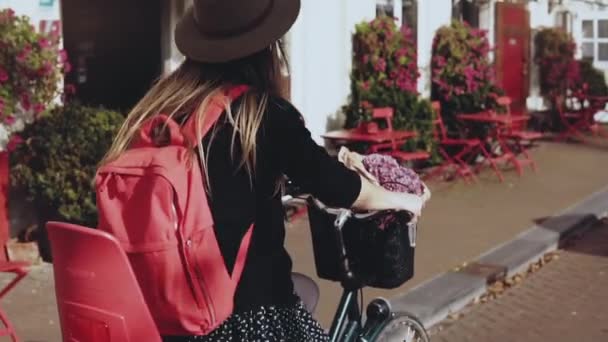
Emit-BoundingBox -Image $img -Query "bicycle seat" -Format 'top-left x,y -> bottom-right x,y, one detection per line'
291,272 -> 319,314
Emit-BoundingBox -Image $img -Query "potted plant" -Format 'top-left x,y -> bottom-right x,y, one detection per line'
343,16 -> 436,159
534,27 -> 580,130
431,20 -> 504,137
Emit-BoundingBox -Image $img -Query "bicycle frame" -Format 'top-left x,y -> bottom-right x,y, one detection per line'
328,289 -> 395,342
310,200 -> 408,341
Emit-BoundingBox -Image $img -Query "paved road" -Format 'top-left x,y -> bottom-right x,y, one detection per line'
432,222 -> 608,342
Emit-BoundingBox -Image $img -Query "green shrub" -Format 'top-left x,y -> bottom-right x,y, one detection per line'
10,104 -> 123,227
578,59 -> 608,97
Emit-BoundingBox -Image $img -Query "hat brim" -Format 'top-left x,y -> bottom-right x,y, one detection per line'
175,0 -> 301,63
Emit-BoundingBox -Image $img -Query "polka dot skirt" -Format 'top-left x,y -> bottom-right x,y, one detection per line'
163,302 -> 330,342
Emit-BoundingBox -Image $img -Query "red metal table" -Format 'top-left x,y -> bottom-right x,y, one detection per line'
322,129 -> 424,162
322,129 -> 417,144
457,112 -> 533,178
0,261 -> 29,342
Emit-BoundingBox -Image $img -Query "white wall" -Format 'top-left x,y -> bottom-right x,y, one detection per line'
289,0 -> 376,143
0,0 -> 61,29
415,0 -> 452,96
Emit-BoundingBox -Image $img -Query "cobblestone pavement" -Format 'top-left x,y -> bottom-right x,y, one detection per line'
432,222 -> 608,342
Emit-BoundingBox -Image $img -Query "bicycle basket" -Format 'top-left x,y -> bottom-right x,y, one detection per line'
307,198 -> 416,289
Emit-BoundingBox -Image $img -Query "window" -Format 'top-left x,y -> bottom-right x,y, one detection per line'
376,0 -> 394,17
452,0 -> 479,28
402,0 -> 418,43
580,18 -> 608,63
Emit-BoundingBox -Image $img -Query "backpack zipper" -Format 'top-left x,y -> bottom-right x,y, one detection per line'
171,202 -> 179,231
173,198 -> 217,327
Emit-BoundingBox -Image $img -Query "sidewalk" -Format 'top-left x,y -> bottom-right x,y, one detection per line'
432,221 -> 608,342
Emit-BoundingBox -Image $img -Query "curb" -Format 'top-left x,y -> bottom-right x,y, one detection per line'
389,186 -> 608,329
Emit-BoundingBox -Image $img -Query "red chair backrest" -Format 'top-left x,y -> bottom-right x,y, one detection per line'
496,96 -> 512,109
372,107 -> 394,131
431,101 -> 448,140
371,107 -> 398,150
46,222 -> 161,342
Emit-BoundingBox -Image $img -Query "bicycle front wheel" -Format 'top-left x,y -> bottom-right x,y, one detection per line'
375,312 -> 429,342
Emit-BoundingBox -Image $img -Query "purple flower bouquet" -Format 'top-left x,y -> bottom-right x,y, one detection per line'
362,154 -> 424,195
362,154 -> 423,229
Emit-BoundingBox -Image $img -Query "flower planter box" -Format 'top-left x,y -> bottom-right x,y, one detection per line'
6,238 -> 40,264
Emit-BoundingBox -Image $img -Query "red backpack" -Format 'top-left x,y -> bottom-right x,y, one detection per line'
95,85 -> 251,335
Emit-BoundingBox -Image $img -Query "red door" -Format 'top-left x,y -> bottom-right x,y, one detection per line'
495,3 -> 530,116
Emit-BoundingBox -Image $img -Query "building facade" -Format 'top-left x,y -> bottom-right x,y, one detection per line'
3,0 -> 607,139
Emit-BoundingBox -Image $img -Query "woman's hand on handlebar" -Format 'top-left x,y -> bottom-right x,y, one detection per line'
338,147 -> 379,186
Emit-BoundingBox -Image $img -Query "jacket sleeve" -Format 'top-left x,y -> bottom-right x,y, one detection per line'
266,97 -> 362,208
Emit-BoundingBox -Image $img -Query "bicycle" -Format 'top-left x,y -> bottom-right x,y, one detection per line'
303,197 -> 430,342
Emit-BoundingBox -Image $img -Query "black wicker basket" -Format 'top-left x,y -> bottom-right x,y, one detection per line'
307,198 -> 416,289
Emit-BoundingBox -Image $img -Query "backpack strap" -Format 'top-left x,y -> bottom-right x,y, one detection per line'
181,85 -> 250,144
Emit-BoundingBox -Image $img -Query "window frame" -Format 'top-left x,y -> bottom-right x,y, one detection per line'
580,16 -> 608,67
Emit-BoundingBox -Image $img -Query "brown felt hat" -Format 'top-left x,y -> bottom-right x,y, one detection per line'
175,0 -> 301,63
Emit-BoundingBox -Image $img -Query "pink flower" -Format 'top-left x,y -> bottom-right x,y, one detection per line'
434,56 -> 447,68
38,37 -> 50,48
360,81 -> 371,91
463,65 -> 477,92
20,93 -> 31,111
395,48 -> 408,58
63,61 -> 72,73
7,135 -> 24,152
383,79 -> 394,88
374,58 -> 387,72
59,49 -> 68,62
3,115 -> 15,125
6,9 -> 14,18
16,45 -> 32,63
38,61 -> 53,76
0,68 -> 8,82
33,103 -> 45,114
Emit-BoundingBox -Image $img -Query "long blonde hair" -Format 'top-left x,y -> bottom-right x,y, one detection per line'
101,41 -> 288,185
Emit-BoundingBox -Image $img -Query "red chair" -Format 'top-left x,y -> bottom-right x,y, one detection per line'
367,107 -> 431,164
556,91 -> 608,140
0,261 -> 29,342
46,222 -> 162,342
427,101 -> 503,183
496,96 -> 541,172
555,92 -> 595,141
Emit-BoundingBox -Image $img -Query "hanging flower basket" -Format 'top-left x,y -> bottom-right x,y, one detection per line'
0,8 -> 69,152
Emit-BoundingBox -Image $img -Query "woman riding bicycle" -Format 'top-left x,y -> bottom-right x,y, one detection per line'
101,0 -> 429,340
